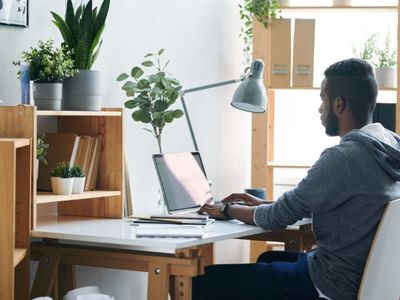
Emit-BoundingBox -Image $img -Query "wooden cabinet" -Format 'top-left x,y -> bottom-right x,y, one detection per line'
250,3 -> 399,258
0,138 -> 31,300
0,106 -> 124,228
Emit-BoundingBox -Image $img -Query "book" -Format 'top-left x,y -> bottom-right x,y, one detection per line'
37,132 -> 79,191
130,216 -> 214,227
150,213 -> 209,220
135,224 -> 205,238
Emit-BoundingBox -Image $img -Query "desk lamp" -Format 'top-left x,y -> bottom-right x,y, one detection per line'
180,59 -> 267,151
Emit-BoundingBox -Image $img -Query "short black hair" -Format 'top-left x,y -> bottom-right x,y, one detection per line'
324,58 -> 377,124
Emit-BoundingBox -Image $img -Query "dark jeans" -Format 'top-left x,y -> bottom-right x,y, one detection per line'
192,251 -> 319,300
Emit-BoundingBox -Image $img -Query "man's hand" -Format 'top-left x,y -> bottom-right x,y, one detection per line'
222,193 -> 273,206
198,203 -> 227,219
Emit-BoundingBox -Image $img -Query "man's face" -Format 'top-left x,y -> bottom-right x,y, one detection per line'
319,79 -> 339,136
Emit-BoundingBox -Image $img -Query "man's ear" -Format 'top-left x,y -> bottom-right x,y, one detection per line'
333,97 -> 346,114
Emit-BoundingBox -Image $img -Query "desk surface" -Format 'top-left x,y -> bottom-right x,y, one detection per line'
31,216 -> 268,254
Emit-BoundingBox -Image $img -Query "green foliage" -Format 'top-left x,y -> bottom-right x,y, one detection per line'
352,33 -> 378,62
51,161 -> 72,178
13,40 -> 77,83
51,0 -> 110,70
37,133 -> 49,165
352,32 -> 397,68
71,165 -> 85,177
376,33 -> 397,68
239,0 -> 281,68
117,49 -> 183,153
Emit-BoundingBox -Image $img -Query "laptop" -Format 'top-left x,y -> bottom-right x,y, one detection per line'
152,152 -> 217,217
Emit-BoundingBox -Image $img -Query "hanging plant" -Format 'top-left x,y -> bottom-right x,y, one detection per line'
239,0 -> 281,68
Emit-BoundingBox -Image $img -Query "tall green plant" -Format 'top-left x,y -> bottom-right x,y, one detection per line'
51,0 -> 110,70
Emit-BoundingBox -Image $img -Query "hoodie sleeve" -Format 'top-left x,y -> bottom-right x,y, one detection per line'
254,146 -> 352,230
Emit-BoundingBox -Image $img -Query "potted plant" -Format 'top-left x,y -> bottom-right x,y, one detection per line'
71,165 -> 85,194
352,33 -> 378,63
36,133 -> 49,180
51,0 -> 110,111
13,39 -> 77,110
239,0 -> 281,68
117,49 -> 183,153
375,33 -> 397,89
50,161 -> 73,195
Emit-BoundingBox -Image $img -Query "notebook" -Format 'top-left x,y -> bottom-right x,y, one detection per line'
135,224 -> 204,238
152,152 -> 219,216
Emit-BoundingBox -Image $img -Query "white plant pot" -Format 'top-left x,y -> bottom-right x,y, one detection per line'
56,178 -> 74,195
51,176 -> 58,194
375,67 -> 397,89
33,82 -> 62,110
332,0 -> 351,6
72,177 -> 86,194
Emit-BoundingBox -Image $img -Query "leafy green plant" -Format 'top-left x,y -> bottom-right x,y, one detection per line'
71,165 -> 85,178
13,39 -> 77,83
117,49 -> 183,153
239,0 -> 281,67
51,0 -> 110,70
352,33 -> 378,62
51,161 -> 72,178
376,32 -> 397,68
36,133 -> 49,165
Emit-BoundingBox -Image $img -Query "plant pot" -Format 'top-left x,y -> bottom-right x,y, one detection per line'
51,176 -> 58,194
72,177 -> 86,194
62,70 -> 102,111
375,67 -> 397,89
56,177 -> 74,195
33,82 -> 62,110
279,0 -> 290,6
332,0 -> 351,6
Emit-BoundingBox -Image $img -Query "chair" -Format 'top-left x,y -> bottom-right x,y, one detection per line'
358,198 -> 400,300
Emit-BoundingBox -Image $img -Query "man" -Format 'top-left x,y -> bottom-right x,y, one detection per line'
193,58 -> 400,300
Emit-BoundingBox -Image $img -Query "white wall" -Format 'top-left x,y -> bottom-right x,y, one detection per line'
0,1 -> 251,298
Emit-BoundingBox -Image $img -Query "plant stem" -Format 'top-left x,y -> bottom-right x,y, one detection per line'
157,134 -> 162,153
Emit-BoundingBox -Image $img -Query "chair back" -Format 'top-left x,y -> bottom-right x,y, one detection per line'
358,198 -> 400,300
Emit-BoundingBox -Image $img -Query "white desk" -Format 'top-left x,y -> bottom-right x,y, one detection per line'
30,216 -> 313,300
31,215 -> 266,254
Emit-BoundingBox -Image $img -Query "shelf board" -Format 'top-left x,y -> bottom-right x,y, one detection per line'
14,248 -> 27,267
281,6 -> 397,12
37,110 -> 122,117
267,161 -> 312,169
269,87 -> 397,91
36,190 -> 121,204
0,138 -> 30,148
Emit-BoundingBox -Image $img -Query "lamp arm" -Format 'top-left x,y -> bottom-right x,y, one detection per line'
181,78 -> 243,152
183,78 -> 242,94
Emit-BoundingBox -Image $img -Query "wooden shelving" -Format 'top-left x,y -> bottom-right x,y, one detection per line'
37,109 -> 122,117
0,138 -> 31,300
37,190 -> 121,204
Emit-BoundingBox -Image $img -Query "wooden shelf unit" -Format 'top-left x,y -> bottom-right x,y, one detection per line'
0,138 -> 31,300
250,2 -> 400,259
0,106 -> 124,229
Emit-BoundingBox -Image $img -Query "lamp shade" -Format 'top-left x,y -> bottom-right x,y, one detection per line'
231,59 -> 267,113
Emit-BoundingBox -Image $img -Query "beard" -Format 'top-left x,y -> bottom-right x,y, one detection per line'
325,105 -> 339,136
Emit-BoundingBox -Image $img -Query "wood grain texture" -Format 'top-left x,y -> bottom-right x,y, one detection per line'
57,108 -> 124,218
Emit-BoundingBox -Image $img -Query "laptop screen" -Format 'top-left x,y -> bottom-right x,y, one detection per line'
153,152 -> 212,213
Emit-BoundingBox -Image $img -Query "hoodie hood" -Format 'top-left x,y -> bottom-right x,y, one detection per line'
342,123 -> 400,181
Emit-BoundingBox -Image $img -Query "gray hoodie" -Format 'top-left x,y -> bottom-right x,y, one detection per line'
254,123 -> 400,300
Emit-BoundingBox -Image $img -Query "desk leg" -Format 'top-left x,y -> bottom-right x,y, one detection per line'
148,261 -> 170,300
58,263 -> 76,299
30,252 -> 61,298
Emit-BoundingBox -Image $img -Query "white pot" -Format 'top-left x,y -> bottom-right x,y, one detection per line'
375,67 -> 397,89
72,177 -> 86,194
51,176 -> 58,194
332,0 -> 351,6
56,177 -> 74,195
33,82 -> 62,110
